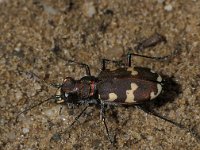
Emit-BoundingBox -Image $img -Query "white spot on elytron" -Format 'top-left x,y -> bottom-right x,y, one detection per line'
150,70 -> 162,82
98,94 -> 101,99
125,83 -> 138,103
150,84 -> 162,100
108,93 -> 118,101
127,67 -> 138,75
157,75 -> 162,82
150,70 -> 156,73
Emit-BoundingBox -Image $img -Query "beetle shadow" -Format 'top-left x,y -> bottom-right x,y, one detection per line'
147,74 -> 182,108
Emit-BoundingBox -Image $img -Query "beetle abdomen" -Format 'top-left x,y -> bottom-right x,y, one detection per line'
97,78 -> 162,104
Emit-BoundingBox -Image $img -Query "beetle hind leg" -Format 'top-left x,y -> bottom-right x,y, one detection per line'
127,44 -> 181,67
137,104 -> 200,141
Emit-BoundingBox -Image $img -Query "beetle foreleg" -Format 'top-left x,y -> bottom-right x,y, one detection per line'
51,106 -> 89,141
101,59 -> 124,70
66,60 -> 91,76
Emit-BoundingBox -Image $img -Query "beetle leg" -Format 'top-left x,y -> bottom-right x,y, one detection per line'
101,59 -> 124,70
127,52 -> 171,66
16,96 -> 56,123
137,104 -> 183,127
100,102 -> 114,144
65,60 -> 91,76
137,104 -> 200,141
66,105 -> 88,130
101,59 -> 106,70
127,44 -> 181,67
79,99 -> 98,105
59,105 -> 63,115
100,102 -> 105,120
127,52 -> 172,67
51,41 -> 91,75
52,49 -> 91,76
51,105 -> 89,141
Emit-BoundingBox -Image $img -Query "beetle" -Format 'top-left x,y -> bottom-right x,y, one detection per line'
48,52 -> 178,142
16,52 -> 200,143
55,54 -> 163,106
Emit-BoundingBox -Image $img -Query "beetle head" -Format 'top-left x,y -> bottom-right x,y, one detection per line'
55,77 -> 79,104
61,77 -> 77,93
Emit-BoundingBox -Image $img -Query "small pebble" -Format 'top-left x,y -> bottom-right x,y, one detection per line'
7,131 -> 16,140
34,83 -> 41,90
43,105 -> 61,118
83,2 -> 96,17
0,0 -> 5,3
147,135 -> 153,141
164,4 -> 173,12
157,0 -> 165,3
14,43 -> 22,52
0,98 -> 6,107
43,3 -> 58,15
15,90 -> 23,100
22,128 -> 30,134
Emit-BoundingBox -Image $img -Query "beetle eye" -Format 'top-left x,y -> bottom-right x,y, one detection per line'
65,93 -> 69,98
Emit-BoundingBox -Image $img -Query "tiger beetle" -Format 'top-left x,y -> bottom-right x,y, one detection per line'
16,50 -> 200,144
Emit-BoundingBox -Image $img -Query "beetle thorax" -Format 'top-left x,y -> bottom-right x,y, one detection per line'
76,80 -> 96,99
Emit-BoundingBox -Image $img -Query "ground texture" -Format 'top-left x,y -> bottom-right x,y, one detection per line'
0,0 -> 200,149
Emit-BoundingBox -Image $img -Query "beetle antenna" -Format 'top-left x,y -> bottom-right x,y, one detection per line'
17,68 -> 61,89
15,69 -> 62,122
28,71 -> 61,88
15,95 -> 59,123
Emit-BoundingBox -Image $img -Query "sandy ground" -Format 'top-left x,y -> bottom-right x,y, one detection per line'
0,0 -> 200,149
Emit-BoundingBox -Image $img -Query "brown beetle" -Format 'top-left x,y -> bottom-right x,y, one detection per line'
17,52 -> 200,144
55,53 -> 163,107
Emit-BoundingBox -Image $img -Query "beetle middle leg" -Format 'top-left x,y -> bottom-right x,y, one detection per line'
100,102 -> 114,144
127,52 -> 177,67
51,99 -> 99,141
54,53 -> 91,76
127,43 -> 181,67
